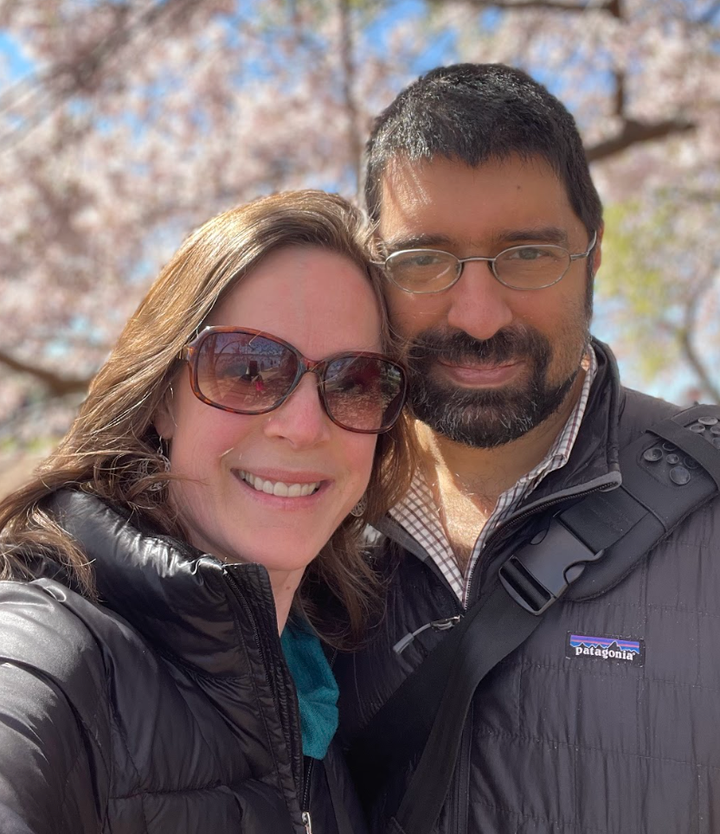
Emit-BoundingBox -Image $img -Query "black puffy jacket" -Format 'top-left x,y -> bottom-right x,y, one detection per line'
0,490 -> 366,834
336,340 -> 720,834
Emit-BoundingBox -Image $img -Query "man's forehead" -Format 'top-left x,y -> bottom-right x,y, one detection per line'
377,154 -> 579,249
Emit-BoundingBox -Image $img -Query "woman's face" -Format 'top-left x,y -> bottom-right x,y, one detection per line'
155,245 -> 382,591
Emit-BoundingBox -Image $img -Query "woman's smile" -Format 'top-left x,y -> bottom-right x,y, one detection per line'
236,469 -> 322,498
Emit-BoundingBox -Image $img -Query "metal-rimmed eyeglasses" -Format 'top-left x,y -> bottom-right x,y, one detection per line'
377,231 -> 598,294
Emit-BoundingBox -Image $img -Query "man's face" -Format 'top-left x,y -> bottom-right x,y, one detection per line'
377,155 -> 601,448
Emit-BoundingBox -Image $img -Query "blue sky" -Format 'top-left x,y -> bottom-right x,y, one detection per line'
0,31 -> 33,78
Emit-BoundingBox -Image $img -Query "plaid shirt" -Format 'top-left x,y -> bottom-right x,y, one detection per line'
389,348 -> 598,607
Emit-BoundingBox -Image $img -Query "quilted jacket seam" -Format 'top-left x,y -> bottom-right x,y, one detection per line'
472,724 -> 720,768
467,796 -> 637,834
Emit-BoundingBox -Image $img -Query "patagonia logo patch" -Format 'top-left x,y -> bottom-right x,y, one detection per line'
566,633 -> 645,666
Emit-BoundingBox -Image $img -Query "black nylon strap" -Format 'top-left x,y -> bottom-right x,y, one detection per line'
324,755 -> 356,834
558,404 -> 720,554
558,487 -> 647,551
650,417 -> 720,489
348,581 -> 539,819
391,584 -> 539,834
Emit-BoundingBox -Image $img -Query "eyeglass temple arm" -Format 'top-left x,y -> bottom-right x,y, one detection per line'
570,231 -> 597,261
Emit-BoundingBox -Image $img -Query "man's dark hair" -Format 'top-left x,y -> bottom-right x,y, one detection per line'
364,63 -> 603,235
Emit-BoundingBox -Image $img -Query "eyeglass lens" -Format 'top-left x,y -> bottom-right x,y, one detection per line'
387,245 -> 571,291
193,331 -> 404,432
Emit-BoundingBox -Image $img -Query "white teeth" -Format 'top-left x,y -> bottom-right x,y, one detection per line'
239,471 -> 320,498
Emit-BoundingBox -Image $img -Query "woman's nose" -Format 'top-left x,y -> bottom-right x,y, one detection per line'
262,374 -> 332,447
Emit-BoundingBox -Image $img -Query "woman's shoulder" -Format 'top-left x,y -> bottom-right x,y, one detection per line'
0,578 -> 116,706
0,577 -> 116,817
0,573 -> 170,720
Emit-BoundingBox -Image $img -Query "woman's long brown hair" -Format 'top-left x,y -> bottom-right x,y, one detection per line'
0,190 -> 413,647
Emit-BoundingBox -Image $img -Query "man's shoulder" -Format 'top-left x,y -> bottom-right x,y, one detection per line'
618,385 -> 680,425
618,385 -> 720,444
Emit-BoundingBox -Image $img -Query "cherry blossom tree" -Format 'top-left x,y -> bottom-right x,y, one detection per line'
0,0 -> 717,449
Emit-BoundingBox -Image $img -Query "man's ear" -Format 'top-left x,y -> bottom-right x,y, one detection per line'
592,223 -> 604,276
153,386 -> 177,442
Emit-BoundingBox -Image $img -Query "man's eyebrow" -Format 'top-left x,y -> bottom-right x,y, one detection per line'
494,227 -> 570,247
379,226 -> 571,255
379,233 -> 454,254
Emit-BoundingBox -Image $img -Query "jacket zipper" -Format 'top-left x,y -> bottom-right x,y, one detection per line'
223,571 -> 307,823
301,756 -> 315,832
392,615 -> 462,655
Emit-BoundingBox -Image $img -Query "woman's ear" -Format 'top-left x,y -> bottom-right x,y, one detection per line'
153,386 -> 177,442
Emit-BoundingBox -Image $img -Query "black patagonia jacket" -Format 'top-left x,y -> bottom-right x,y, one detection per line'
0,490 -> 366,834
336,340 -> 720,834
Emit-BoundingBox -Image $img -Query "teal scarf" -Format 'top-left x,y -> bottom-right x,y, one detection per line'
280,621 -> 339,760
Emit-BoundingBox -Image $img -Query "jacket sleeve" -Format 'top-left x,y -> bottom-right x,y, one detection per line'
0,581 -> 111,834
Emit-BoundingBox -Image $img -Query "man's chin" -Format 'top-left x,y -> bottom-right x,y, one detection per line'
409,398 -> 536,448
408,371 -> 579,449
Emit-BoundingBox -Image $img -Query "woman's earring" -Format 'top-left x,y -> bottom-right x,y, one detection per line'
350,494 -> 367,518
157,438 -> 171,475
140,438 -> 171,493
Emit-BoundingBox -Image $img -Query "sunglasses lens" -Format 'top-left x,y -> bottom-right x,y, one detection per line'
195,331 -> 297,412
323,356 -> 405,432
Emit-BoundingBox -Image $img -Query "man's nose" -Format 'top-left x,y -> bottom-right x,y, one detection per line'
445,260 -> 514,341
263,374 -> 331,448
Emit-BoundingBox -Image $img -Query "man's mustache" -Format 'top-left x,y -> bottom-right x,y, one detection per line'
406,326 -> 550,367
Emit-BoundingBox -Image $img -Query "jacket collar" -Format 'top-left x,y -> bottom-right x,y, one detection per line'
509,337 -> 623,507
49,489 -> 279,677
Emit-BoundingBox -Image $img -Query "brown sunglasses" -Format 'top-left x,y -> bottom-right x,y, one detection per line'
180,327 -> 407,434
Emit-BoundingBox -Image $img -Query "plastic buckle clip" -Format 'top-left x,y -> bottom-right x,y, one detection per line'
499,520 -> 605,615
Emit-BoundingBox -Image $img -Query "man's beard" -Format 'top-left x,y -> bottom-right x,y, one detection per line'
405,326 -> 586,449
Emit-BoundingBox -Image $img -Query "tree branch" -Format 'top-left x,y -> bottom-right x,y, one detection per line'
586,118 -> 696,162
678,330 -> 720,403
442,0 -> 696,165
697,0 -> 720,25
337,0 -> 363,188
0,349 -> 92,397
450,0 -> 616,13
676,271 -> 720,403
0,0 -> 205,149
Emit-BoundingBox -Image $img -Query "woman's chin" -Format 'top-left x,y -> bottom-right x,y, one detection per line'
223,541 -> 321,576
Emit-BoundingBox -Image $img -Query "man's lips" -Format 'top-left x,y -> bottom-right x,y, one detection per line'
434,358 -> 523,386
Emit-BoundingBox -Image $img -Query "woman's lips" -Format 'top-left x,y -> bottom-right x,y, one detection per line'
238,469 -> 321,497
